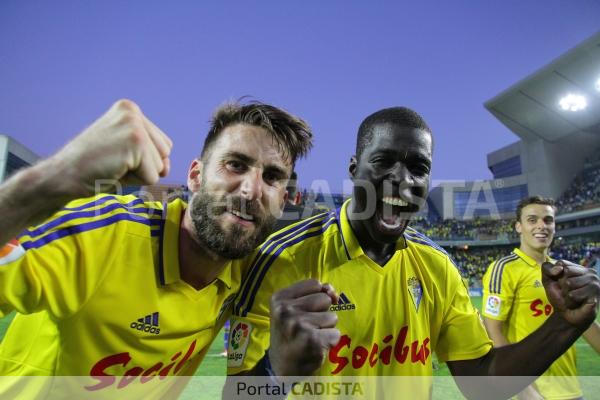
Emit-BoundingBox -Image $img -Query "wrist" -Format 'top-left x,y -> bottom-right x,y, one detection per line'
12,158 -> 85,216
547,312 -> 587,335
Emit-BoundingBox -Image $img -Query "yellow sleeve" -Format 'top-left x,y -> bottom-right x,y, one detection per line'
0,195 -> 142,319
481,259 -> 515,321
227,248 -> 299,375
436,258 -> 492,362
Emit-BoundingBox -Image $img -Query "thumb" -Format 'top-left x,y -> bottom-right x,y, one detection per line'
542,261 -> 563,280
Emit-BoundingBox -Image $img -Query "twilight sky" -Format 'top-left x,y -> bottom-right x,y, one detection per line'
1,1 -> 599,192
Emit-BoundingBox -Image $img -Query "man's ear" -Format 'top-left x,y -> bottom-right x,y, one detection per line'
187,159 -> 203,192
282,190 -> 289,209
349,155 -> 357,178
515,220 -> 522,235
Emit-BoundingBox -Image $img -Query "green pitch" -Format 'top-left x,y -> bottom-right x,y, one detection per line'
0,297 -> 598,399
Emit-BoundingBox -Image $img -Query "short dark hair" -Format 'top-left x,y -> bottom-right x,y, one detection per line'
201,101 -> 313,169
356,107 -> 432,159
515,196 -> 556,222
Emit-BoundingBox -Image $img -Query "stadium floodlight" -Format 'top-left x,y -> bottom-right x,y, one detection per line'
596,77 -> 600,92
559,94 -> 587,112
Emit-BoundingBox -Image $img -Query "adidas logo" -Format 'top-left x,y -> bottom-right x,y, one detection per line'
330,292 -> 356,312
130,312 -> 160,335
533,280 -> 542,288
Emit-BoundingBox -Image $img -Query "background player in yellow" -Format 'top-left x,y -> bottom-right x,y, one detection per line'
482,196 -> 600,400
226,107 -> 600,399
0,99 -> 312,397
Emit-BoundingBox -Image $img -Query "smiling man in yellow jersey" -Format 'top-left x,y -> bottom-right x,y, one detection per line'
0,99 -> 313,398
482,196 -> 600,400
226,107 -> 600,400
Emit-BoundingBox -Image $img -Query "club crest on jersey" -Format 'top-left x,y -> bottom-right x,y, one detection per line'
407,277 -> 423,312
0,239 -> 25,266
228,320 -> 253,367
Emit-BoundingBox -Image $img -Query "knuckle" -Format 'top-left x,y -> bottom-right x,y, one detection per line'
127,127 -> 146,147
272,302 -> 292,321
305,278 -> 321,289
305,329 -> 321,347
321,293 -> 333,306
330,311 -> 338,325
285,318 -> 301,336
114,98 -> 140,113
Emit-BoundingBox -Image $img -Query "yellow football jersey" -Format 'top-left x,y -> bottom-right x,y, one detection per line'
228,199 -> 492,398
0,194 -> 240,398
482,248 -> 580,399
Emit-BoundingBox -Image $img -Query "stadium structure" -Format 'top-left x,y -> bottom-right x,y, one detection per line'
0,135 -> 40,183
423,31 -> 600,292
429,31 -> 600,222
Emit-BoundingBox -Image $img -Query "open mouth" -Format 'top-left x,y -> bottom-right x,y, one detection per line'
375,196 -> 415,233
382,196 -> 408,207
230,209 -> 254,222
533,233 -> 548,239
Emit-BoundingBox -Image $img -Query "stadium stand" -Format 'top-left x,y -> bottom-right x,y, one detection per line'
556,152 -> 600,213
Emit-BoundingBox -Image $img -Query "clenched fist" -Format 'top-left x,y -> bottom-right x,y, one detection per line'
52,99 -> 172,197
543,260 -> 600,328
268,279 -> 340,377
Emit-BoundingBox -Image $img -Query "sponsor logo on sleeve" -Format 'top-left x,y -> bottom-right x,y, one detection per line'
485,295 -> 502,317
227,320 -> 253,368
0,239 -> 25,266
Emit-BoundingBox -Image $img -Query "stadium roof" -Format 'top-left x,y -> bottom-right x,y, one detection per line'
485,31 -> 600,142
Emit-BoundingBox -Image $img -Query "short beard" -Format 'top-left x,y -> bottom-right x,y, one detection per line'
189,187 -> 278,259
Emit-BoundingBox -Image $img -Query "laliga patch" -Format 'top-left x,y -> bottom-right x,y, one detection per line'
0,239 -> 25,266
407,277 -> 423,312
485,295 -> 502,317
227,320 -> 253,368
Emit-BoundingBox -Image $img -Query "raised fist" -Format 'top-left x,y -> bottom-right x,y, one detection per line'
53,99 -> 172,197
268,279 -> 340,377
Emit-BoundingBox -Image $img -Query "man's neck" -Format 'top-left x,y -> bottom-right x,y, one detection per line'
348,200 -> 400,267
178,211 -> 229,290
520,244 -> 548,266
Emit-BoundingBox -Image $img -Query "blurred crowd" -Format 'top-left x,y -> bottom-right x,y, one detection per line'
444,241 -> 600,285
410,217 -> 517,241
556,156 -> 600,213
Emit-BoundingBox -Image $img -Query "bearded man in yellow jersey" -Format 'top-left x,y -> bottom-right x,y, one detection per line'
482,196 -> 600,400
225,107 -> 600,399
0,99 -> 312,398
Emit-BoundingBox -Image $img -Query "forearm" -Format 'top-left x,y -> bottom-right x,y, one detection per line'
482,318 -> 510,347
583,321 -> 600,354
0,157 -> 82,245
450,313 -> 584,399
484,313 -> 582,375
486,323 -> 542,399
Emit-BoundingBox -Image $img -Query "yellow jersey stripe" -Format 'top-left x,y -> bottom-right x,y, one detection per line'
489,253 -> 518,294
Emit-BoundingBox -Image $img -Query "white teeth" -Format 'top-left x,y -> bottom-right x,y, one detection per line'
231,210 -> 254,221
382,196 -> 408,207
